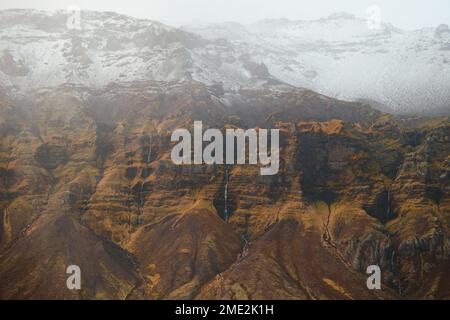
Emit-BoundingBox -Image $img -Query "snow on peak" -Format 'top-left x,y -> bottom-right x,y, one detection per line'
0,9 -> 449,115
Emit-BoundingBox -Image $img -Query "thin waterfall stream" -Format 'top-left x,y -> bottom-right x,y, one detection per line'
224,165 -> 229,221
386,189 -> 391,220
137,134 -> 152,225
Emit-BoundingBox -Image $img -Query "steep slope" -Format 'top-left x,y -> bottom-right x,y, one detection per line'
125,201 -> 243,299
197,215 -> 397,300
0,81 -> 448,299
0,213 -> 138,299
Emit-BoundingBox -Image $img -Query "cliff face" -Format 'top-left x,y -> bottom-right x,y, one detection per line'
0,81 -> 448,299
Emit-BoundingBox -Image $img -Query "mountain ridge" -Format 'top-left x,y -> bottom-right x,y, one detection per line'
0,9 -> 449,115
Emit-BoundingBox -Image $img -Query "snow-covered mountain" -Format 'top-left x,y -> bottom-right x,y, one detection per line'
184,13 -> 450,114
0,9 -> 282,93
1,9 -> 449,114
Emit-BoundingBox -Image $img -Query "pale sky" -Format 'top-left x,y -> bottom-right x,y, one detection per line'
0,0 -> 449,30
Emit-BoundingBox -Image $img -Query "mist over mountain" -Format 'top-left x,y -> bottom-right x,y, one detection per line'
0,9 -> 449,115
0,8 -> 449,301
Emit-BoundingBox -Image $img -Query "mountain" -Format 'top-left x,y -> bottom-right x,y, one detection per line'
0,9 -> 281,95
0,81 -> 448,299
183,13 -> 450,115
0,8 -> 449,300
0,9 -> 449,114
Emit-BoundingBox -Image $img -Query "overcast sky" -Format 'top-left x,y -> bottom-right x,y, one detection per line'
0,0 -> 449,30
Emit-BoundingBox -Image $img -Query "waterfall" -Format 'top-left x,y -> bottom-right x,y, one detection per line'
224,166 -> 229,221
386,189 -> 390,219
137,134 -> 152,225
137,181 -> 144,225
239,233 -> 249,260
146,136 -> 152,162
143,134 -> 152,179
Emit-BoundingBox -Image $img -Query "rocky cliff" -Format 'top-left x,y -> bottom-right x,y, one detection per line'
0,81 -> 448,299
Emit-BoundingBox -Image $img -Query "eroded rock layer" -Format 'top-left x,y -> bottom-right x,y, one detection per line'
0,81 -> 448,299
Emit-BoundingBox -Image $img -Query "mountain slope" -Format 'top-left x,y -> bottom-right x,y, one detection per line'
0,81 -> 448,299
1,9 -> 449,114
184,13 -> 450,115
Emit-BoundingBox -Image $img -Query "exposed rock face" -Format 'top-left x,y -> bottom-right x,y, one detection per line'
0,81 -> 448,299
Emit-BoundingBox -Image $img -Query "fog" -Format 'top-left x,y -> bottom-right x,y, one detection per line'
0,0 -> 449,30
